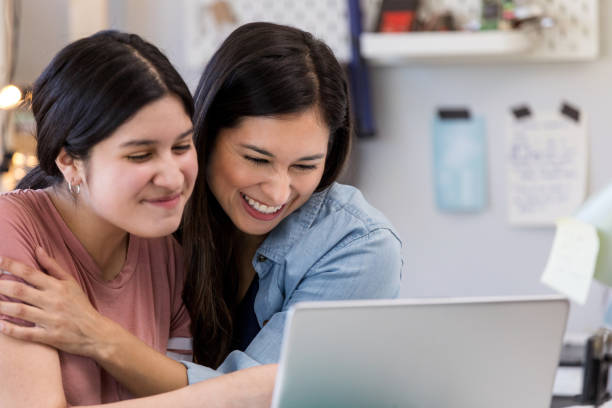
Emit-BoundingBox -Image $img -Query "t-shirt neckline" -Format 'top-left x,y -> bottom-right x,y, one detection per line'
39,190 -> 140,289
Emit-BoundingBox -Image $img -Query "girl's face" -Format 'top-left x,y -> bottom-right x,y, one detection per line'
207,107 -> 329,238
74,95 -> 197,238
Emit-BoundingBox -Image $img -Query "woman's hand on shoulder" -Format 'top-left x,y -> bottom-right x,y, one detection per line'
0,247 -> 112,359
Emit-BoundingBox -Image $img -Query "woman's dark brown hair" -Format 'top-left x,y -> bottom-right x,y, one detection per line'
182,22 -> 352,366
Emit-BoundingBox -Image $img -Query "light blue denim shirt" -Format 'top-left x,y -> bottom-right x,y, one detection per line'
183,182 -> 402,383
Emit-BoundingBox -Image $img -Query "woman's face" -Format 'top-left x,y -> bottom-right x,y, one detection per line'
75,95 -> 197,238
207,107 -> 329,238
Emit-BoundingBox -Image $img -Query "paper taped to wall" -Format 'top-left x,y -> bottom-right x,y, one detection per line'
432,111 -> 487,212
574,183 -> 612,288
541,217 -> 599,305
506,106 -> 587,226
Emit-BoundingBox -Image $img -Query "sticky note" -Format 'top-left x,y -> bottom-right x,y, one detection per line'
541,217 -> 599,305
574,183 -> 612,287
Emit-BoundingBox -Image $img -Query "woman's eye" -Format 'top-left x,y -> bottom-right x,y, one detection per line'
172,144 -> 192,153
127,153 -> 152,162
245,156 -> 269,166
294,164 -> 317,171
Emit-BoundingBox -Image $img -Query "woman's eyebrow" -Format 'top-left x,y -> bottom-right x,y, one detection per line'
241,144 -> 325,161
119,129 -> 194,148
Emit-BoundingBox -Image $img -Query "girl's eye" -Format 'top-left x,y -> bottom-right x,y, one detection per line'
172,144 -> 192,153
127,153 -> 152,162
245,156 -> 269,166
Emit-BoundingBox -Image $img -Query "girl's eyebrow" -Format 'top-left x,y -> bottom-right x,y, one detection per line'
241,144 -> 325,161
119,129 -> 194,148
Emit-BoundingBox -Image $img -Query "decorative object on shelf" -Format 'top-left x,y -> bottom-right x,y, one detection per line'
375,0 -> 419,32
481,0 -> 502,30
359,0 -> 598,64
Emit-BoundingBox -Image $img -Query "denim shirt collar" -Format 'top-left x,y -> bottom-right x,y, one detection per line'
254,185 -> 331,266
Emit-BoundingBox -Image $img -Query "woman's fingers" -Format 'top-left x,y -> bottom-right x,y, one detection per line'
0,318 -> 47,343
0,280 -> 44,306
35,247 -> 72,281
0,300 -> 47,326
0,255 -> 52,289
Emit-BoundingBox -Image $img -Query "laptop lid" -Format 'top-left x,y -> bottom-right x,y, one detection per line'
271,295 -> 569,408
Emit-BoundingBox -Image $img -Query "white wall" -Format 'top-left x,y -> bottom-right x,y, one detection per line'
15,0 -> 195,85
14,0 -> 69,84
107,0 -> 202,89
350,2 -> 612,334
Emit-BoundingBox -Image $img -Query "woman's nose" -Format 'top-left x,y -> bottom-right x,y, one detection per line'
261,173 -> 291,205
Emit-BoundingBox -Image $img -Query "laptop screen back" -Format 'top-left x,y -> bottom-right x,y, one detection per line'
272,296 -> 569,408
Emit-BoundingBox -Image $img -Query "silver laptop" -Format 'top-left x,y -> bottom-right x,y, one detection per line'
271,295 -> 569,408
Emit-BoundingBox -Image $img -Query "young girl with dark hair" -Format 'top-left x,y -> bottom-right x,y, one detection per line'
0,30 -> 274,407
0,22 -> 401,399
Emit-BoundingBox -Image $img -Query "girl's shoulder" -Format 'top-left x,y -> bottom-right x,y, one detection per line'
0,189 -> 49,219
1,187 -> 41,202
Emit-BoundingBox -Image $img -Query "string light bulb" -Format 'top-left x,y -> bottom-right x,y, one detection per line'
0,84 -> 22,109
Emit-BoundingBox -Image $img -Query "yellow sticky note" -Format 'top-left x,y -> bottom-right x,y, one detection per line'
541,217 -> 599,305
574,183 -> 612,287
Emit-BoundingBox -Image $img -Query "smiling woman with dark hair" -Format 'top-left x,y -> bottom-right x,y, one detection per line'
180,22 -> 402,379
0,22 -> 401,403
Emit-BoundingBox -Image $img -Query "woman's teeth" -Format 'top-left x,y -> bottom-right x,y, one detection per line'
243,194 -> 282,214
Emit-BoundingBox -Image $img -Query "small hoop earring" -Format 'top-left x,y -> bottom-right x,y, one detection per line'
68,182 -> 80,195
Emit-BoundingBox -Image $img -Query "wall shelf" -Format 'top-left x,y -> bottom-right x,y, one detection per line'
360,31 -> 534,65
359,0 -> 599,65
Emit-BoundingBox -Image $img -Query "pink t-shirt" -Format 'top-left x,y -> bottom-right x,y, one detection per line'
0,189 -> 192,405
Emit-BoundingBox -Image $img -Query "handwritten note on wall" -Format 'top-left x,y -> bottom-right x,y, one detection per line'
506,109 -> 587,226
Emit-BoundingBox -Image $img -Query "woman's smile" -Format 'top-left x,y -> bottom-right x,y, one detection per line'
241,193 -> 286,221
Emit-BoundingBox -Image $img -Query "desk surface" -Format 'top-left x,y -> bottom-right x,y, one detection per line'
555,399 -> 612,408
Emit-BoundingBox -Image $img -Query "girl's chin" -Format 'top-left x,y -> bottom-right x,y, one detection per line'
128,220 -> 181,238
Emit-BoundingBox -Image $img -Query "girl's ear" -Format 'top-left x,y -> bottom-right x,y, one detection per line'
55,148 -> 84,186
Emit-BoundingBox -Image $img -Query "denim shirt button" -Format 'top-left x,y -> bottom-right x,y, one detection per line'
257,254 -> 267,262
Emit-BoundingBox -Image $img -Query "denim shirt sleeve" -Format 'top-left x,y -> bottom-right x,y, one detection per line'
183,227 -> 402,384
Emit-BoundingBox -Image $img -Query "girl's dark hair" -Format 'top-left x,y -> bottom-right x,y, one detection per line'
183,22 -> 353,366
17,30 -> 193,190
